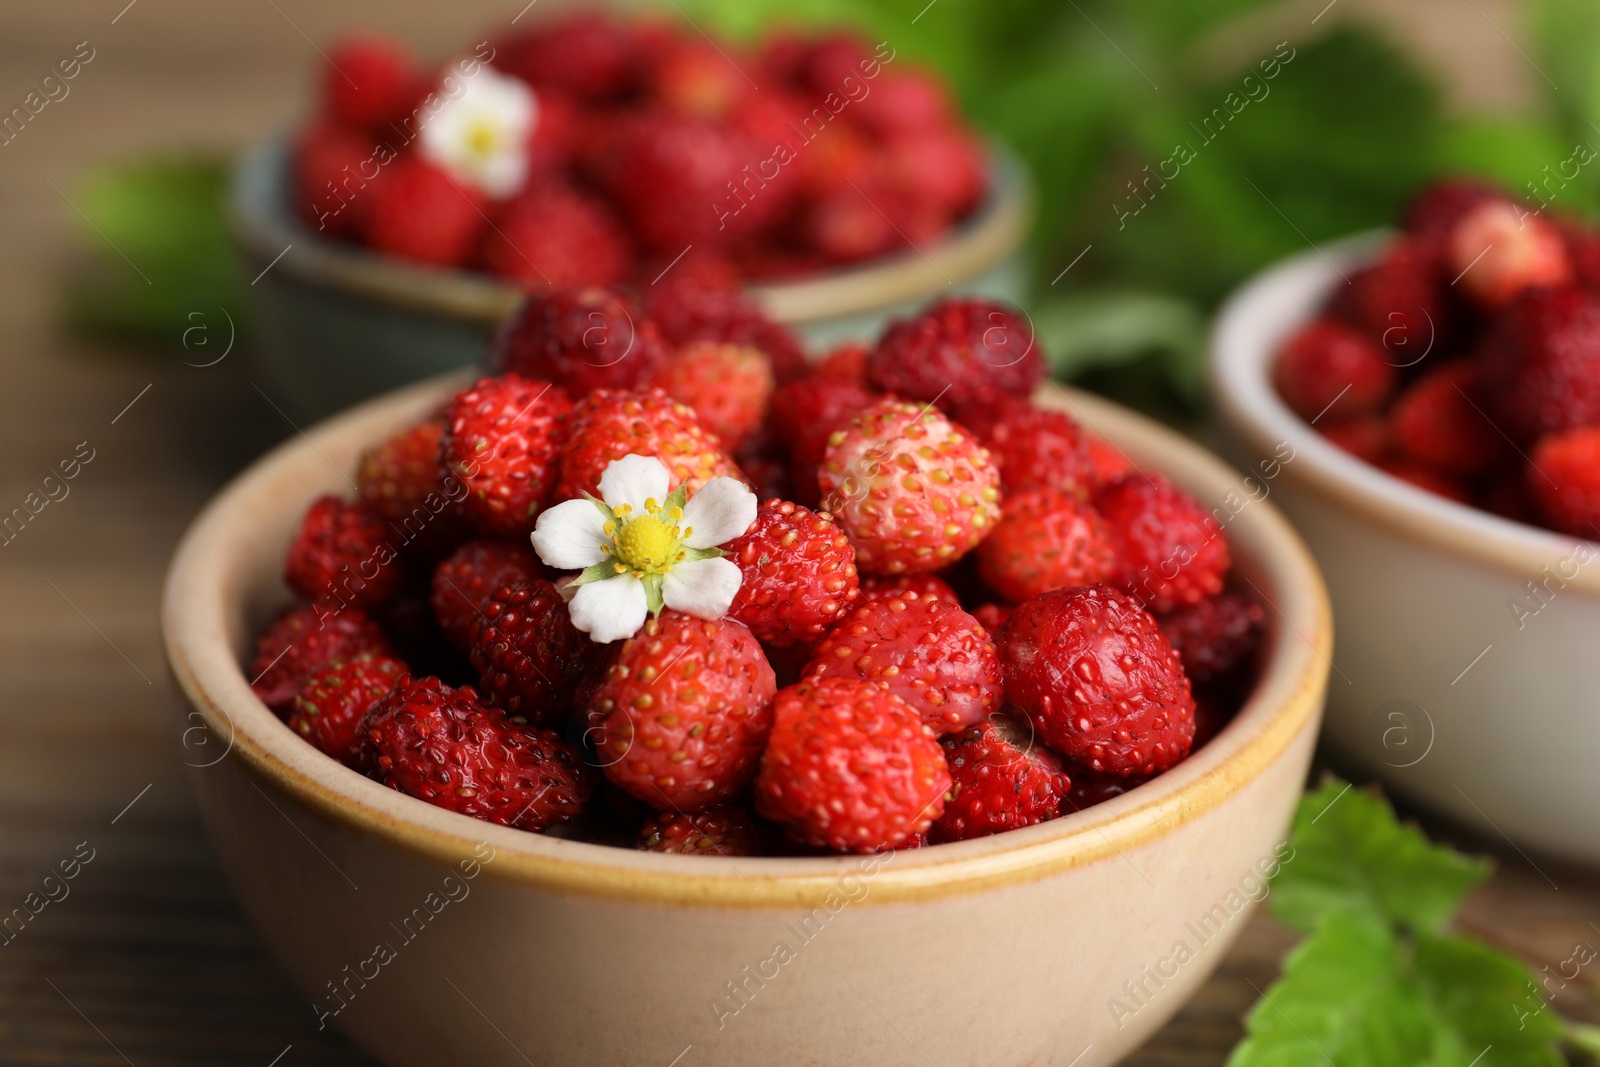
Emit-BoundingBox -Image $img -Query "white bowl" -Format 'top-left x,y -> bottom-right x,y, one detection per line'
1210,231 -> 1600,864
162,373 -> 1330,1067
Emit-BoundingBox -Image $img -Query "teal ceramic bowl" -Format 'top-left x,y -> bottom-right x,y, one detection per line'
231,137 -> 1032,419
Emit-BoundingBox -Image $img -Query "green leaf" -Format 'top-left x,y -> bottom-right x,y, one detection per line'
1270,780 -> 1491,937
663,483 -> 689,514
1229,913 -> 1564,1067
570,561 -> 620,588
641,573 -> 665,615
1030,288 -> 1207,400
1530,0 -> 1600,147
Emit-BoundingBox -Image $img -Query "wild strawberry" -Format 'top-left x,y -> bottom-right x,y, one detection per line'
481,184 -> 633,289
799,180 -> 903,264
803,593 -> 1001,735
1481,286 -> 1600,441
1157,593 -> 1265,684
322,34 -> 415,130
284,495 -> 403,610
866,298 -> 1044,424
1559,217 -> 1600,292
858,573 -> 960,608
999,584 -> 1194,777
291,123 -> 379,238
361,157 -> 484,268
815,341 -> 870,384
1403,177 -> 1500,252
1096,474 -> 1230,613
767,375 -> 876,505
442,374 -> 573,537
976,489 -> 1116,603
1449,199 -> 1571,309
494,13 -> 644,100
430,539 -> 544,651
931,712 -> 1071,843
755,676 -> 950,853
855,69 -> 954,136
971,603 -> 1011,635
249,604 -> 393,714
1274,318 -> 1397,423
644,286 -> 808,383
1331,237 -> 1446,363
490,288 -> 669,395
356,420 -> 466,555
1321,417 -> 1391,464
967,399 -> 1097,499
1378,458 -> 1471,503
556,387 -> 738,501
882,126 -> 986,220
362,676 -> 594,831
1085,434 -> 1135,489
1527,427 -> 1600,536
589,613 -> 777,811
656,341 -> 774,450
1390,362 -> 1507,476
725,500 -> 860,648
287,653 -> 408,767
469,579 -> 598,727
638,806 -> 764,856
818,398 -> 1001,575
649,37 -> 751,119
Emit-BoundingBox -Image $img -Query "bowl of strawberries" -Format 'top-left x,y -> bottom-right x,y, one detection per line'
1210,177 -> 1600,864
164,290 -> 1328,1067
233,11 -> 1029,418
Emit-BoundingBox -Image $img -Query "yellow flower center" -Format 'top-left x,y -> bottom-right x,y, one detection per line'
605,499 -> 690,576
465,119 -> 501,160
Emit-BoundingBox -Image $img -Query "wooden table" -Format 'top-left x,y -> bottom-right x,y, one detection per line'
0,2 -> 1591,1064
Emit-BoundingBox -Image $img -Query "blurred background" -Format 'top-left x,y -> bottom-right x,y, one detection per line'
4,0 -> 1600,1063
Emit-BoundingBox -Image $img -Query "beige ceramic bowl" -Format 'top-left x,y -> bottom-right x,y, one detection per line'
162,375 -> 1330,1067
1211,232 -> 1600,865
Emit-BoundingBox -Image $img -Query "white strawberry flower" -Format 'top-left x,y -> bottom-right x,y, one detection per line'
531,455 -> 756,643
419,64 -> 536,199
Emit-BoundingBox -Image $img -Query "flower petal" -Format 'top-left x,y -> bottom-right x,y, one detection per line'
531,499 -> 611,571
598,454 -> 672,510
680,477 -> 757,548
661,556 -> 742,620
569,575 -> 649,644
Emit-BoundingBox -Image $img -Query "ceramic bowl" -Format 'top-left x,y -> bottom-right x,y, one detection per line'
231,137 -> 1032,419
162,374 -> 1329,1067
1210,231 -> 1600,865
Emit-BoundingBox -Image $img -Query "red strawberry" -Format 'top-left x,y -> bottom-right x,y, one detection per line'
1274,318 -> 1397,423
855,69 -> 953,137
638,806 -> 764,856
1559,217 -> 1600,292
249,604 -> 393,714
291,123 -> 379,237
1332,237 -> 1446,364
430,539 -> 544,651
481,184 -> 632,289
1481,286 -> 1600,441
1527,427 -> 1600,536
804,593 -> 1001,735
725,500 -> 860,648
362,157 -> 484,268
755,676 -> 950,853
866,298 -> 1044,424
356,420 -> 466,555
1403,177 -> 1500,252
1096,473 -> 1230,613
284,495 -> 403,610
997,584 -> 1196,777
818,398 -> 1001,575
656,341 -> 774,450
640,246 -> 742,294
1449,199 -> 1571,310
644,286 -> 808,383
322,34 -> 415,131
1085,434 -> 1135,489
799,179 -> 903,264
469,578 -> 597,728
555,387 -> 738,501
858,573 -> 960,608
442,374 -> 573,537
490,288 -> 669,395
649,37 -> 751,120
767,375 -> 876,505
589,613 -> 777,810
495,13 -> 644,100
1320,417 -> 1391,464
362,676 -> 594,831
287,653 -> 408,767
1390,362 -> 1507,476
882,126 -> 986,221
971,602 -> 1012,635
931,712 -> 1071,843
1156,593 -> 1265,684
815,341 -> 870,384
976,489 -> 1116,603
967,398 -> 1097,499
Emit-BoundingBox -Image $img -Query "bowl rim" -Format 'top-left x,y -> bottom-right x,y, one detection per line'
1209,229 -> 1600,596
230,134 -> 1032,327
161,375 -> 1331,909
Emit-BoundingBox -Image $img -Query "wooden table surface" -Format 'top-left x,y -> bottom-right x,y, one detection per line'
0,2 -> 1593,1064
